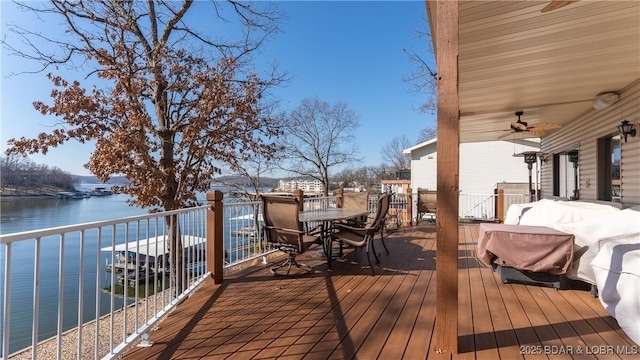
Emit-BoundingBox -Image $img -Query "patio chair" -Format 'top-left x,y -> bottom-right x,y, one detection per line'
330,192 -> 391,274
341,190 -> 371,226
416,188 -> 437,224
261,195 -> 319,275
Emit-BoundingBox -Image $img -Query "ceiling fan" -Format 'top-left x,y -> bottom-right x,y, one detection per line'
498,111 -> 561,139
541,0 -> 578,13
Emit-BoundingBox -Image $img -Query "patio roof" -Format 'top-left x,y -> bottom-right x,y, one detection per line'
426,0 -> 640,143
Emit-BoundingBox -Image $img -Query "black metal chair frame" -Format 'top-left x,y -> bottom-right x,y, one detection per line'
330,193 -> 391,274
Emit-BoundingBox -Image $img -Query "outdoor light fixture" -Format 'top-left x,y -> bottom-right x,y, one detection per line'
539,154 -> 548,163
592,92 -> 619,110
617,120 -> 637,143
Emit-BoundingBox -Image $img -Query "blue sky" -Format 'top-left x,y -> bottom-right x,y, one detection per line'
1,1 -> 436,176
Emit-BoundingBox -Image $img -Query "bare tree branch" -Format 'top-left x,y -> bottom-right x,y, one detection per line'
279,97 -> 361,195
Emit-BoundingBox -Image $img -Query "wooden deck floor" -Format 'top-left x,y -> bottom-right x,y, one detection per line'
122,223 -> 637,359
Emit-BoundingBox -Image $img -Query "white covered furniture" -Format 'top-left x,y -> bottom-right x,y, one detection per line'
504,200 -> 640,345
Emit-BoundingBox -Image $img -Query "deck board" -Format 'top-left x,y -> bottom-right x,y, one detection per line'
121,223 -> 637,360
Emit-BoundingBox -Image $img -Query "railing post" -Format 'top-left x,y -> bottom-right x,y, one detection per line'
336,188 -> 344,208
496,188 -> 505,223
206,190 -> 224,284
406,187 -> 412,226
293,189 -> 304,211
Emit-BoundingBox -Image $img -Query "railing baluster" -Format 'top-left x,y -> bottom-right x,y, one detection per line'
2,243 -> 11,360
123,222 -> 129,344
132,221 -> 137,335
95,227 -> 101,360
32,237 -> 41,359
144,219 -> 149,327
56,233 -> 65,360
109,225 -> 116,355
77,230 -> 85,360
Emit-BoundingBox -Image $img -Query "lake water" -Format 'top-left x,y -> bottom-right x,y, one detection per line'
0,185 -> 236,355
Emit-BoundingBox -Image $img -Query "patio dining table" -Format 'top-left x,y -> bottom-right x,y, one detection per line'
299,208 -> 370,269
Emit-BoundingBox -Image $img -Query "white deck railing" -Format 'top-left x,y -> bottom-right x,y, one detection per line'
458,193 -> 531,220
0,197 -> 290,360
0,206 -> 215,360
1,191 -> 533,359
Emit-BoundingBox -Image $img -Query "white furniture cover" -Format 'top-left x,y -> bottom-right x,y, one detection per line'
504,200 -> 640,345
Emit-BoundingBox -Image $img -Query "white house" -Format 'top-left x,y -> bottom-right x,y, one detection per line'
403,138 -> 540,219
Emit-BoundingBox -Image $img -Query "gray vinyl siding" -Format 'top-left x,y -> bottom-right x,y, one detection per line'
541,80 -> 640,207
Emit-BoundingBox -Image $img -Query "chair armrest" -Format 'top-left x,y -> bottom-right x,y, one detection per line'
332,223 -> 373,233
263,225 -> 304,235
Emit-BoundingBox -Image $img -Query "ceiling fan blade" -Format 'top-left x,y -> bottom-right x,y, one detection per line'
498,132 -> 515,139
541,0 -> 578,13
526,129 -> 547,137
529,122 -> 562,130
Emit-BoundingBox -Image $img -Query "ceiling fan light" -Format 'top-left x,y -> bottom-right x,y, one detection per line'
592,92 -> 619,110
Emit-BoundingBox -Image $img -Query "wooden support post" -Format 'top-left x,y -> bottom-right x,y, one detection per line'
434,0 -> 459,356
406,187 -> 413,226
206,190 -> 224,284
336,188 -> 344,208
496,188 -> 505,223
293,189 -> 304,211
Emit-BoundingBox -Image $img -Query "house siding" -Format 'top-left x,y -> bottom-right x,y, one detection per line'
408,140 -> 540,195
541,80 -> 640,207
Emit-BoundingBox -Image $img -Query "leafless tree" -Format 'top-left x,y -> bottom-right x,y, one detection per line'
279,97 -> 360,196
3,0 -> 286,293
381,135 -> 411,171
402,17 -> 438,114
417,126 -> 437,143
221,151 -> 282,201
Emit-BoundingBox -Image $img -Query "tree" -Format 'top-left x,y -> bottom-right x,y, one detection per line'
220,153 -> 281,200
279,97 -> 360,196
381,135 -> 411,172
402,17 -> 438,114
417,126 -> 437,143
3,0 -> 285,292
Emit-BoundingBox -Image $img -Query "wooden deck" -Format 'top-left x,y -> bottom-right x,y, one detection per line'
122,223 -> 638,359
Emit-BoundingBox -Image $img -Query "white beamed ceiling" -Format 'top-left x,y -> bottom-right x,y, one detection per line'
427,0 -> 640,143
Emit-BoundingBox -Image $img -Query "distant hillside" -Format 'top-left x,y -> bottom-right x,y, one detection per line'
211,175 -> 280,188
74,175 -> 130,185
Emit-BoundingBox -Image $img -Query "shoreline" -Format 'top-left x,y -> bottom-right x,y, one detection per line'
0,194 -> 61,201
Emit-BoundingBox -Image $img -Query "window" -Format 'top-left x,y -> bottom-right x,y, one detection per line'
553,149 -> 579,200
597,134 -> 621,202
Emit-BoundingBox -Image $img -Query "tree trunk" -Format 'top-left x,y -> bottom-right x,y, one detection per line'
165,214 -> 184,297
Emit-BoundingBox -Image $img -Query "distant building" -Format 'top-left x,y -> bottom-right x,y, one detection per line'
402,138 -> 540,195
278,178 -> 325,193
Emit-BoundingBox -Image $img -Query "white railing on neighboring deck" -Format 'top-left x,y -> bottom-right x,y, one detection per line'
459,193 -> 496,220
457,193 -> 532,221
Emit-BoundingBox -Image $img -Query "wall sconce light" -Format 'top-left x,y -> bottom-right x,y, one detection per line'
539,154 -> 548,163
618,120 -> 637,143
